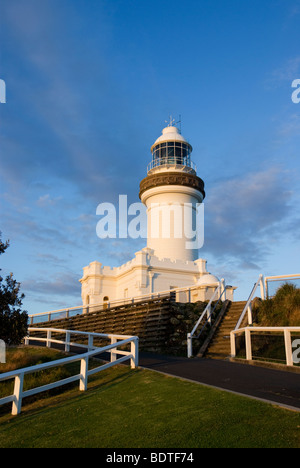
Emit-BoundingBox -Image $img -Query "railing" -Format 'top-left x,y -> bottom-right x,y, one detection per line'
264,274 -> 300,299
187,279 -> 226,358
234,274 -> 265,331
147,158 -> 197,173
0,328 -> 138,416
28,284 -> 206,325
230,326 -> 300,366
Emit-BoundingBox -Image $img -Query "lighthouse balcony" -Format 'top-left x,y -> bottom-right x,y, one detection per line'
147,157 -> 197,174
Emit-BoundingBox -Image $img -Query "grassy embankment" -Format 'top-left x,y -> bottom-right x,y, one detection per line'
0,347 -> 299,448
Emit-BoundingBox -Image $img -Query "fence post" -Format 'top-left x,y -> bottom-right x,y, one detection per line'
111,336 -> 117,362
247,305 -> 253,326
12,373 -> 24,416
79,356 -> 88,391
260,275 -> 265,300
245,328 -> 252,360
88,334 -> 94,351
65,331 -> 70,352
187,333 -> 193,358
284,329 -> 293,366
46,330 -> 52,348
130,338 -> 139,369
230,331 -> 236,357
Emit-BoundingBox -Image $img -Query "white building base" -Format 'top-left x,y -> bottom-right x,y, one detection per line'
79,247 -> 236,307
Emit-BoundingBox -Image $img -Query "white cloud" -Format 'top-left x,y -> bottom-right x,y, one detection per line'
37,194 -> 62,207
201,166 -> 293,266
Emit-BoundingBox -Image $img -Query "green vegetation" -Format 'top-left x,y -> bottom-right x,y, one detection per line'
236,283 -> 300,364
254,283 -> 300,326
0,232 -> 28,345
0,347 -> 81,409
0,347 -> 299,448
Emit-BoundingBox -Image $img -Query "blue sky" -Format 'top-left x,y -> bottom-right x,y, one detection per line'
0,0 -> 300,315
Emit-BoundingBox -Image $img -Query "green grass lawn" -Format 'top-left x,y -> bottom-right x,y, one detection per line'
0,356 -> 299,448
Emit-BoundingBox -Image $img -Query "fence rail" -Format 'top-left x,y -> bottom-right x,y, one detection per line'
230,326 -> 300,366
0,328 -> 138,416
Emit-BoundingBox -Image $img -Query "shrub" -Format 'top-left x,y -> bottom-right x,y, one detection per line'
256,282 -> 300,326
0,233 -> 28,345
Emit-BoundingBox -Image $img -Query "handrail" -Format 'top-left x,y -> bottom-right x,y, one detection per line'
234,274 -> 265,331
193,283 -> 228,340
0,328 -> 139,416
264,274 -> 300,299
147,158 -> 197,173
187,279 -> 226,358
28,283 -> 207,324
230,326 -> 300,366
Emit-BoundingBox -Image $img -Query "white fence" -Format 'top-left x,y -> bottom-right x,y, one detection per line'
230,326 -> 300,366
230,274 -> 300,366
0,328 -> 138,416
234,273 -> 300,331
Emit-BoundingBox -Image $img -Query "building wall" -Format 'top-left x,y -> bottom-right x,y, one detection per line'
79,247 -> 237,306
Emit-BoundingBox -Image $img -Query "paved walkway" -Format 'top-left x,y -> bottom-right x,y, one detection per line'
139,352 -> 300,412
28,338 -> 300,411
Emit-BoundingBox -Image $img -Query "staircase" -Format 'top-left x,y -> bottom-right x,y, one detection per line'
31,296 -> 178,352
203,301 -> 247,359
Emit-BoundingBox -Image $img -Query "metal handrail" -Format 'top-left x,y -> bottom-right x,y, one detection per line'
193,284 -> 228,341
234,274 -> 265,330
187,279 -> 226,358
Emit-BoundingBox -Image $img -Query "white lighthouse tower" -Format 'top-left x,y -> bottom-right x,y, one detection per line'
140,121 -> 205,262
80,120 -> 236,307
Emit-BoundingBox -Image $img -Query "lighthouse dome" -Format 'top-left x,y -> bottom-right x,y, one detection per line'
197,274 -> 220,286
149,123 -> 194,173
151,126 -> 192,152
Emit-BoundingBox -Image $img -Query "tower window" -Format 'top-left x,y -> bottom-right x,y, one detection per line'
152,142 -> 191,166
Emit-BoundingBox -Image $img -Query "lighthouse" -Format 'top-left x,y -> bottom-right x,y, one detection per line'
80,120 -> 236,307
139,122 -> 205,262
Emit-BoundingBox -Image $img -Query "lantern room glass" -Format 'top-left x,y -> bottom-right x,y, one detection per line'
152,142 -> 191,167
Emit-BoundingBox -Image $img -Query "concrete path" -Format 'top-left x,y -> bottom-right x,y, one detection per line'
139,352 -> 300,412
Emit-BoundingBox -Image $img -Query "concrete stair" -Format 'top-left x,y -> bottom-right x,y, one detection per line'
203,301 -> 247,359
31,296 -> 177,352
